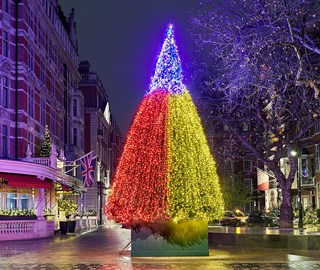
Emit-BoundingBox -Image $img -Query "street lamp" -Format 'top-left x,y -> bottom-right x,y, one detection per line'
290,148 -> 303,229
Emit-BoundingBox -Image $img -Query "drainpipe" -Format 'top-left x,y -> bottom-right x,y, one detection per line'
14,0 -> 20,159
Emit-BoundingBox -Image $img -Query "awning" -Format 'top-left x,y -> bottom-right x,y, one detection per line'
61,185 -> 72,192
0,173 -> 52,189
55,182 -> 72,192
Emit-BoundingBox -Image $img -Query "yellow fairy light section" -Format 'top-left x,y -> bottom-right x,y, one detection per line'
167,90 -> 224,222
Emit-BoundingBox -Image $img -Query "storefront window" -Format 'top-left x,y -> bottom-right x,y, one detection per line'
6,193 -> 17,209
0,193 -> 3,209
21,194 -> 30,209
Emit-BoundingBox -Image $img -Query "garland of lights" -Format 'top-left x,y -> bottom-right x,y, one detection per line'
105,24 -> 224,227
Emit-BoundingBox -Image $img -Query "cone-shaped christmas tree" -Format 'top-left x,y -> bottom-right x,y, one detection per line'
105,24 -> 224,228
40,125 -> 52,157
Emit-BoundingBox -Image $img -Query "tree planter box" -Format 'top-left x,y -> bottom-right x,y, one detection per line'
68,220 -> 76,233
59,221 -> 68,235
0,215 -> 37,220
45,215 -> 55,221
131,220 -> 208,257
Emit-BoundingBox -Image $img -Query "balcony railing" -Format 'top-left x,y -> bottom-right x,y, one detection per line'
31,157 -> 51,167
0,220 -> 35,235
0,220 -> 54,241
301,177 -> 315,187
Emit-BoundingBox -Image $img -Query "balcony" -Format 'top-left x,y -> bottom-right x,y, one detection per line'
301,177 -> 315,187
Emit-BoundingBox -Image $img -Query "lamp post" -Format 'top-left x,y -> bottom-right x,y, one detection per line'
291,147 -> 303,229
297,157 -> 303,229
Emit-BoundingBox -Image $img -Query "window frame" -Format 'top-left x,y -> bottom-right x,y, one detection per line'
2,31 -> 9,58
243,159 -> 252,172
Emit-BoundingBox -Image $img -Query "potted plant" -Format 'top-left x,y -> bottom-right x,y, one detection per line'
43,208 -> 55,221
0,208 -> 37,220
58,196 -> 78,234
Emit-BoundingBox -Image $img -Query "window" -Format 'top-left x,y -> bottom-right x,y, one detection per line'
40,99 -> 46,126
2,76 -> 9,107
21,194 -> 30,210
2,125 -> 8,157
50,79 -> 54,98
27,86 -> 34,117
50,109 -> 55,134
243,159 -> 252,171
314,121 -> 320,134
3,31 -> 9,57
27,131 -> 34,146
6,193 -> 17,209
73,127 -> 77,146
27,5 -> 34,31
48,39 -> 53,60
4,193 -> 31,210
28,45 -> 34,71
73,99 -> 77,116
225,162 -> 234,173
3,0 -> 9,13
40,61 -> 45,84
301,158 -> 309,177
243,122 -> 250,131
244,179 -> 252,192
315,145 -> 320,172
39,25 -> 45,48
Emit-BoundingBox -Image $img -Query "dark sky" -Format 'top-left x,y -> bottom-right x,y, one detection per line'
59,1 -> 198,136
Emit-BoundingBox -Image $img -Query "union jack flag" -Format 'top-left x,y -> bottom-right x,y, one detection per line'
80,152 -> 96,188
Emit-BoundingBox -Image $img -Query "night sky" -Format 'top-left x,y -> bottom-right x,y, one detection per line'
59,1 -> 198,135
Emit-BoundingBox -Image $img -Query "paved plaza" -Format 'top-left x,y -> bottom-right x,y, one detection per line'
0,223 -> 320,270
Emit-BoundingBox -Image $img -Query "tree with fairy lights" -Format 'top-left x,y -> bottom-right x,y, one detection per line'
105,24 -> 224,233
40,125 -> 52,157
192,0 -> 320,228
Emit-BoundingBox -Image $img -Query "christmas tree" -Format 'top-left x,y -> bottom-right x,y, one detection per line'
105,24 -> 224,228
40,125 -> 52,157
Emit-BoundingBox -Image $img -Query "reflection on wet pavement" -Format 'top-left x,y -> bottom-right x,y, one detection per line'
0,223 -> 319,269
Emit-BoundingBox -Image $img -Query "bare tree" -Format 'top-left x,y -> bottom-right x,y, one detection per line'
191,0 -> 320,228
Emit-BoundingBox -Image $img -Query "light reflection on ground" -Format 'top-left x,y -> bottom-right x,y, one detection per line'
0,223 -> 319,269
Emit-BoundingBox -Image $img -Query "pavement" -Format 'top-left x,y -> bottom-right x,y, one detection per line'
0,223 -> 320,270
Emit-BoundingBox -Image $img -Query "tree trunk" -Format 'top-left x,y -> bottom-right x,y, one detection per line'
278,177 -> 293,228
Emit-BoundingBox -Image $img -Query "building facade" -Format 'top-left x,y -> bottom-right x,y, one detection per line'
78,60 -> 123,224
0,0 -> 87,238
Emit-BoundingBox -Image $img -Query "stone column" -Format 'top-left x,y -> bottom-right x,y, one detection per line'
34,188 -> 45,220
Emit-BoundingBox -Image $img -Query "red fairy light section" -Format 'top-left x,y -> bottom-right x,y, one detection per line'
105,89 -> 170,225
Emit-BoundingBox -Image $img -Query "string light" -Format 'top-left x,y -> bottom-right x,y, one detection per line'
105,24 -> 224,227
149,24 -> 185,94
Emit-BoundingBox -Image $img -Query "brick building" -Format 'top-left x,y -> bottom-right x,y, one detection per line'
78,60 -> 123,224
0,0 -> 97,239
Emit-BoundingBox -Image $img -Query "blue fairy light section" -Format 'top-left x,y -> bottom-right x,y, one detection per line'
148,24 -> 185,94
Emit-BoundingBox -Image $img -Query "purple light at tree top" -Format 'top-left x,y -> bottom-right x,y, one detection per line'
148,24 -> 185,95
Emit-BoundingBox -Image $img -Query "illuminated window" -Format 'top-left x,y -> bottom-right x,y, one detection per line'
21,194 -> 30,210
6,193 -> 17,209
